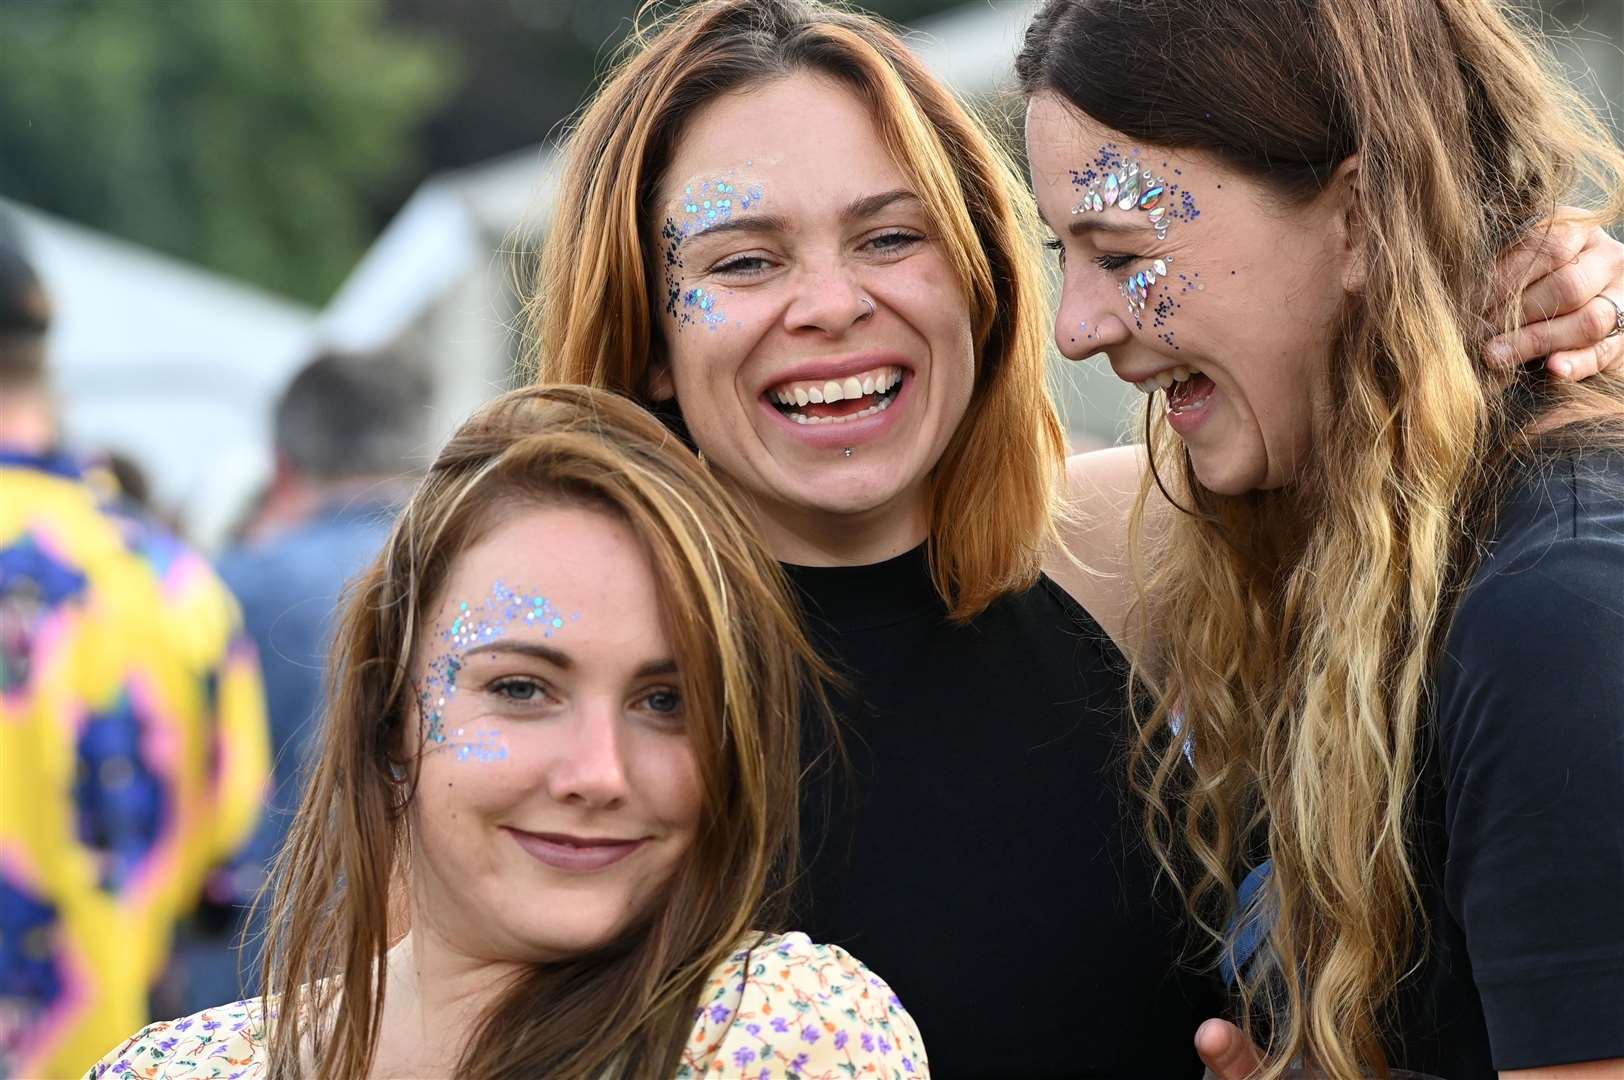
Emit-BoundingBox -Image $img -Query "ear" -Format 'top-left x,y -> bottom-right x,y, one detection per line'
1327,155 -> 1366,294
645,356 -> 677,402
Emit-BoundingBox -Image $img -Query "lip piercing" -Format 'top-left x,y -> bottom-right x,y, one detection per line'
857,296 -> 876,321
843,447 -> 854,458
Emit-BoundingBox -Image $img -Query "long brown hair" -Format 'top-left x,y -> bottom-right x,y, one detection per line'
257,384 -> 832,1079
1019,1 -> 1624,1075
523,0 -> 1065,621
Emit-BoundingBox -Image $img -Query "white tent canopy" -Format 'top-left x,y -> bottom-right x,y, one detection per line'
4,197 -> 317,546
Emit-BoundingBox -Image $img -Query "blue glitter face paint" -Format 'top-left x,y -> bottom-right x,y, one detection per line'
658,165 -> 766,333
416,581 -> 580,750
446,728 -> 509,763
1069,145 -> 1204,328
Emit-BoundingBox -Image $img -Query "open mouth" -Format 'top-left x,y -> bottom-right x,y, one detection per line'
766,365 -> 905,426
1133,364 -> 1215,416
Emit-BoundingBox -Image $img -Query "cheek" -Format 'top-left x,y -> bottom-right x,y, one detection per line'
636,736 -> 703,833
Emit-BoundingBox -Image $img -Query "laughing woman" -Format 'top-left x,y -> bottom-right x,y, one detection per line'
525,1 -> 1624,1075
87,386 -> 926,1080
1018,0 -> 1624,1076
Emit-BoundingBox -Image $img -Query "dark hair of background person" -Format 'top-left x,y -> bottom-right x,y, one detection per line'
1018,1 -> 1624,1076
0,219 -> 50,388
273,350 -> 431,481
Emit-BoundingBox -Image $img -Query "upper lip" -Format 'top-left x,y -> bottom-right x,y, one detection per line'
758,351 -> 913,395
511,829 -> 646,847
1111,362 -> 1184,383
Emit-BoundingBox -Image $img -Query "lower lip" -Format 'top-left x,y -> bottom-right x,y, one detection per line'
506,829 -> 645,872
760,374 -> 912,450
1165,378 -> 1218,436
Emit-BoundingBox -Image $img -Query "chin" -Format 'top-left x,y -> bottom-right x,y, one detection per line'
1187,452 -> 1268,498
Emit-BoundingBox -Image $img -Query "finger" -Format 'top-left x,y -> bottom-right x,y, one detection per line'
1516,234 -> 1624,324
1547,326 -> 1624,382
1490,219 -> 1588,310
1485,297 -> 1622,368
1195,1018 -> 1262,1080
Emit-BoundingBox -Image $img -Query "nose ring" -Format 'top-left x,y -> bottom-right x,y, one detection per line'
857,295 -> 876,321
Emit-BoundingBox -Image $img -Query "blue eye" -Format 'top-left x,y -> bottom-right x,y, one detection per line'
642,688 -> 683,715
711,254 -> 775,276
866,230 -> 924,254
490,677 -> 548,703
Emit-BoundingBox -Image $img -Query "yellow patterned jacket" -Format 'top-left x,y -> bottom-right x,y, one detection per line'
0,450 -> 270,1079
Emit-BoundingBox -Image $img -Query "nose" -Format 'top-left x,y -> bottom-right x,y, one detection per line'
545,703 -> 631,810
782,259 -> 873,336
1054,265 -> 1130,361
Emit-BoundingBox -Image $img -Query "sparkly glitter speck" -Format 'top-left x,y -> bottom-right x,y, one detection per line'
417,582 -> 573,748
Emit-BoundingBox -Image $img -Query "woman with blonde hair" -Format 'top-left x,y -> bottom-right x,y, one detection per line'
526,0 -> 1624,1074
88,384 -> 927,1079
1018,0 -> 1624,1076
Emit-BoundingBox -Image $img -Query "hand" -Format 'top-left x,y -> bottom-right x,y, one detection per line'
1485,211 -> 1624,382
1196,1018 -> 1263,1080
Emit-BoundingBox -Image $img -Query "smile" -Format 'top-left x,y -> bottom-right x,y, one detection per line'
506,828 -> 647,873
766,365 -> 904,425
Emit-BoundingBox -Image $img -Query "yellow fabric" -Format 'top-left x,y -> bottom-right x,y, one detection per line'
0,460 -> 270,1080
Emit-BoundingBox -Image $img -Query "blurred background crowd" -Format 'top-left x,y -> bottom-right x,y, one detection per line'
1,0 -> 1619,1075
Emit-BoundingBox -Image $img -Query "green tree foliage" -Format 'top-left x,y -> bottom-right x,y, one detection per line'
0,0 -> 454,304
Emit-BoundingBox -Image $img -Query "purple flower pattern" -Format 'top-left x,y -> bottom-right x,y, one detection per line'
677,931 -> 927,1078
89,933 -> 925,1080
84,1000 -> 266,1079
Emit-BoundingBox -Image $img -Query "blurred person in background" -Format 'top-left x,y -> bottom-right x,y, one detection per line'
163,350 -> 429,1015
0,226 -> 271,1076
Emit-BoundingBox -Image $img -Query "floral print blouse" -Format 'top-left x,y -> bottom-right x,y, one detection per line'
85,932 -> 927,1079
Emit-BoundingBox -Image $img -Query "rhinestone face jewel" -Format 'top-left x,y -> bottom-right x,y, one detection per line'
1067,146 -> 1197,243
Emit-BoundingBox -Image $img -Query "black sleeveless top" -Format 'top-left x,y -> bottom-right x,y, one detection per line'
786,546 -> 1221,1079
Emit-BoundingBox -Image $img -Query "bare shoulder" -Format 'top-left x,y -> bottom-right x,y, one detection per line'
1044,445 -> 1171,663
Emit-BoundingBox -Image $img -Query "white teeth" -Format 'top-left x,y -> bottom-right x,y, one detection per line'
786,392 -> 898,424
1137,378 -> 1160,395
768,366 -> 903,412
1171,365 -> 1191,382
1155,371 -> 1174,389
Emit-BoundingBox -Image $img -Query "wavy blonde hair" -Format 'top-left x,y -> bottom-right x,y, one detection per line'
1020,0 -> 1624,1075
522,0 -> 1064,620
257,384 -> 833,1080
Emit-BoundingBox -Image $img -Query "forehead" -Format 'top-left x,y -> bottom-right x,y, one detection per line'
657,71 -> 911,212
436,504 -> 662,629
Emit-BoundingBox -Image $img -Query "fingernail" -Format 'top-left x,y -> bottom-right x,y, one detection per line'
1486,341 -> 1513,365
1551,358 -> 1573,378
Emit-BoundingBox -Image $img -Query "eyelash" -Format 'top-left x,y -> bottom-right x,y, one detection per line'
708,230 -> 925,277
1042,239 -> 1139,275
489,676 -> 550,704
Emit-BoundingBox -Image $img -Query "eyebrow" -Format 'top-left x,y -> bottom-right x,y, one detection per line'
464,640 -> 678,679
1066,216 -> 1150,238
673,189 -> 923,242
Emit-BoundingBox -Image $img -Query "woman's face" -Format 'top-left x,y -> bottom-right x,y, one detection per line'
405,504 -> 701,964
649,71 -> 975,552
1025,91 -> 1357,494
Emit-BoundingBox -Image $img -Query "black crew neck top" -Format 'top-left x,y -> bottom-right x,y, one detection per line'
785,546 -> 1221,1079
1393,447 -> 1624,1077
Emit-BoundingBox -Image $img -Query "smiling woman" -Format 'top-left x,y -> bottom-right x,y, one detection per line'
84,385 -> 927,1080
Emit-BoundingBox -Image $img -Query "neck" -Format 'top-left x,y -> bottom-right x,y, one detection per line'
745,487 -> 930,567
0,388 -> 55,454
373,927 -> 526,1078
